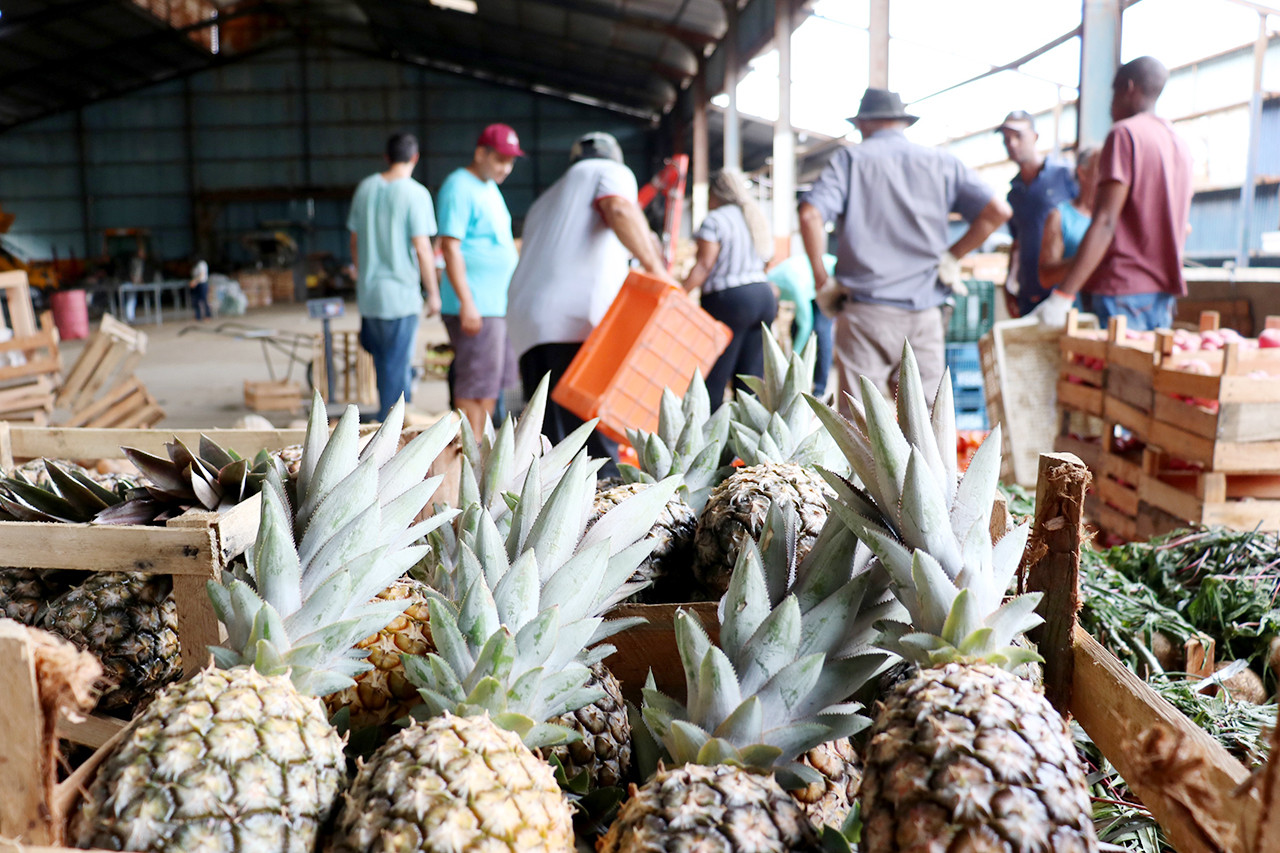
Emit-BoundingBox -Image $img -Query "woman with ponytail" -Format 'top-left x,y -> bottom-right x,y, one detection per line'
682,168 -> 776,408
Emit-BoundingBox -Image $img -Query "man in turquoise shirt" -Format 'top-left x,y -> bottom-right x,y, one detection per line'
766,252 -> 837,396
437,123 -> 523,436
348,132 -> 439,422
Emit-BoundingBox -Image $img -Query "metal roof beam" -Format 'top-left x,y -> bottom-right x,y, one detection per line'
0,0 -> 114,41
526,0 -> 719,47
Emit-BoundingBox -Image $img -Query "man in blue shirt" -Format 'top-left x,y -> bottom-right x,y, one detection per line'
348,132 -> 439,422
437,123 -> 524,436
998,110 -> 1077,316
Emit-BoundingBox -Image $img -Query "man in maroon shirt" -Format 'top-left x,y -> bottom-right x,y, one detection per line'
1035,56 -> 1193,330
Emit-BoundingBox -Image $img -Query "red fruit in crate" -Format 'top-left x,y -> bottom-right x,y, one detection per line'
1200,330 -> 1225,350
1179,359 -> 1212,374
1258,329 -> 1280,348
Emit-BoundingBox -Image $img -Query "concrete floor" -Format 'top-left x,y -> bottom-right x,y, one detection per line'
57,301 -> 452,429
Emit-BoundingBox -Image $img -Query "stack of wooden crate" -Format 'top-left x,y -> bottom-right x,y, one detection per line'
1056,310 -> 1280,540
56,314 -> 163,429
236,271 -> 273,308
267,268 -> 295,304
0,271 -> 62,424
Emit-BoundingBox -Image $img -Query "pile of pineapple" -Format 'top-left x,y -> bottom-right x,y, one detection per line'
1,330 -> 1099,853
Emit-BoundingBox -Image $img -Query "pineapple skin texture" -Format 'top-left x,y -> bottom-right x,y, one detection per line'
693,463 -> 830,598
73,667 -> 345,853
591,484 -> 696,603
546,662 -> 632,789
598,764 -> 823,853
41,572 -> 180,712
323,577 -> 435,731
790,738 -> 861,830
332,712 -> 576,853
859,663 -> 1098,853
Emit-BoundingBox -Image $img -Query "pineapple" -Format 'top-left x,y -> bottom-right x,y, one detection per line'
72,395 -> 460,853
39,572 -> 179,712
333,454 -> 679,850
0,568 -> 74,625
601,506 -> 895,851
591,482 -> 696,604
692,461 -> 831,598
691,331 -> 845,599
322,575 -> 435,731
811,344 -> 1098,853
546,660 -> 631,788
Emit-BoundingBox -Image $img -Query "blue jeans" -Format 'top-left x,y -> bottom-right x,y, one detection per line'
809,299 -> 834,397
1088,293 -> 1176,332
360,315 -> 418,422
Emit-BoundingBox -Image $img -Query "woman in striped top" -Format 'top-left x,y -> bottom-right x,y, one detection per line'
682,169 -> 776,408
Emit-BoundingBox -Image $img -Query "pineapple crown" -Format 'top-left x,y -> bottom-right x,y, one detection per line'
426,375 -> 595,582
406,452 -> 683,748
808,342 -> 1041,671
102,436 -> 276,523
0,460 -> 130,523
207,394 -> 460,697
729,328 -> 844,471
619,370 -> 732,512
640,503 -> 894,787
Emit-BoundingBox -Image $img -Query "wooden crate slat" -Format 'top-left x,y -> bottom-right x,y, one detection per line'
0,522 -> 217,575
0,629 -> 50,844
1056,379 -> 1103,416
63,376 -> 143,428
5,426 -> 310,461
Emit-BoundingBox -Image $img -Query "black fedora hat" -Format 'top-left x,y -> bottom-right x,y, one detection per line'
848,88 -> 919,126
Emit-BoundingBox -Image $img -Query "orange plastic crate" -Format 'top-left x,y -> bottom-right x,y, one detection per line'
552,271 -> 732,444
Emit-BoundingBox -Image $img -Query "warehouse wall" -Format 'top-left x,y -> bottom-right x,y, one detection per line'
0,44 -> 657,267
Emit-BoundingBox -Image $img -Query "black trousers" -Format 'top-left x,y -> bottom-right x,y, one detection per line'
700,281 -> 778,409
519,342 -> 619,477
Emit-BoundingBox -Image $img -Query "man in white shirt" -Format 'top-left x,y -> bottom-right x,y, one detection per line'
188,257 -> 210,321
506,132 -> 674,467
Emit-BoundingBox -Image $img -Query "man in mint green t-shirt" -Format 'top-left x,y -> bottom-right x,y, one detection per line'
437,123 -> 523,436
348,132 -> 439,422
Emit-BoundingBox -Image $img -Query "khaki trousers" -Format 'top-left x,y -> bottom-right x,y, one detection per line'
833,301 -> 945,418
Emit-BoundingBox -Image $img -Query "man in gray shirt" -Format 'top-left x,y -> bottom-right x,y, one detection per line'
799,88 -> 1011,415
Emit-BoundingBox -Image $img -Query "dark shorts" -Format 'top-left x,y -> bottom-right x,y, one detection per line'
442,314 -> 518,401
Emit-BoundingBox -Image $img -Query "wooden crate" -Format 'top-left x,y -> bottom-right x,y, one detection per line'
267,269 -> 295,304
0,423 -> 311,468
1151,338 -> 1280,448
1138,447 -> 1280,532
244,379 -> 303,414
56,315 -> 162,430
1103,315 -> 1162,414
603,601 -> 719,705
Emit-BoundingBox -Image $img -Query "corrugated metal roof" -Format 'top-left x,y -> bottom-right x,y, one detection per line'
0,0 -> 732,130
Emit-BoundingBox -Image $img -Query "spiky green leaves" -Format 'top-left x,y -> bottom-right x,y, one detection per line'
620,370 -> 732,512
810,341 -> 1042,672
730,329 -> 844,471
206,394 -> 460,697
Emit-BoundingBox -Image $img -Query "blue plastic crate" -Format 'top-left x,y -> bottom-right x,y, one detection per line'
946,281 -> 996,342
945,342 -> 983,390
953,386 -> 986,413
955,409 -> 990,431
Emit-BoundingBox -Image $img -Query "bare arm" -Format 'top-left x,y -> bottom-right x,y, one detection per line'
349,232 -> 359,270
597,196 -> 676,284
411,234 -> 440,313
682,240 -> 721,293
1037,208 -> 1071,288
948,198 -> 1012,259
798,202 -> 831,291
1057,180 -> 1129,298
440,236 -> 480,330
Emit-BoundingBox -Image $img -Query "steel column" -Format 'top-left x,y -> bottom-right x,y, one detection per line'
1078,0 -> 1122,148
692,69 -> 710,227
869,0 -> 889,89
772,0 -> 794,258
74,107 -> 92,259
1236,11 -> 1269,267
723,1 -> 741,171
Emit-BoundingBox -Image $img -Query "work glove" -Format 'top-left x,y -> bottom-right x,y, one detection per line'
1032,290 -> 1076,328
938,251 -> 967,297
815,282 -> 847,318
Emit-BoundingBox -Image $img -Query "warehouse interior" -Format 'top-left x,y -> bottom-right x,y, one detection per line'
6,4 -> 1280,851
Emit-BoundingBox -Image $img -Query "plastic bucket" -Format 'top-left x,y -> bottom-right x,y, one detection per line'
50,289 -> 90,340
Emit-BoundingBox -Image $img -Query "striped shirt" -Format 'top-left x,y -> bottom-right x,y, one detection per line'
695,205 -> 768,294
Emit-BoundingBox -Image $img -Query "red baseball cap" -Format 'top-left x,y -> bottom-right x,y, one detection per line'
477,123 -> 525,157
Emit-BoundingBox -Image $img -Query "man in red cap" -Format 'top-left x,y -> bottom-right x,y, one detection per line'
437,123 -> 524,436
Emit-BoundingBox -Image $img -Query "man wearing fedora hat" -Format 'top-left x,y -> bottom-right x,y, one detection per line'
799,88 -> 1011,414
